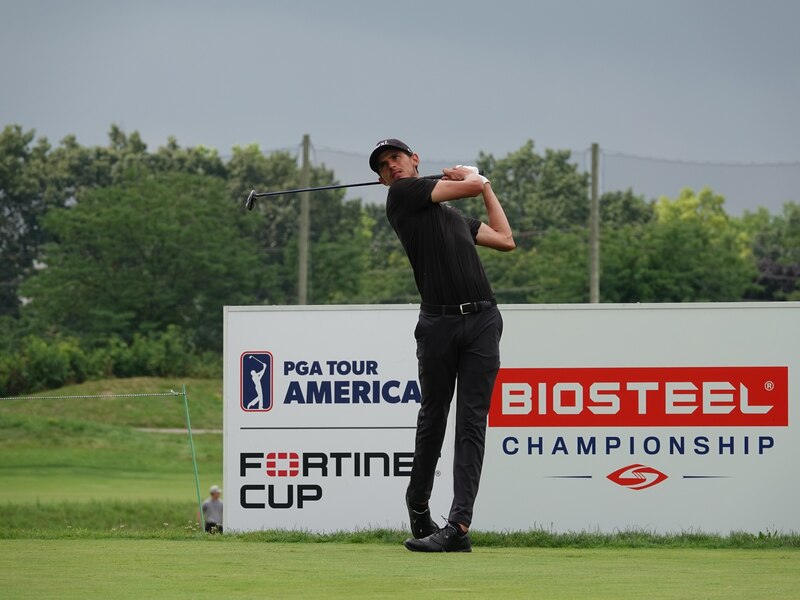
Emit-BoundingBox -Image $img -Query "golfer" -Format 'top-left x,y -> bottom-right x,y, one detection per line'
370,139 -> 515,552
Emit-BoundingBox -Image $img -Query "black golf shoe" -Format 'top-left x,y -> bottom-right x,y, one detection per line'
404,523 -> 472,553
406,493 -> 438,539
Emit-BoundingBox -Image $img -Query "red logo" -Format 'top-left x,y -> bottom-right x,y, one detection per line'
265,452 -> 300,477
489,366 -> 788,428
607,464 -> 668,490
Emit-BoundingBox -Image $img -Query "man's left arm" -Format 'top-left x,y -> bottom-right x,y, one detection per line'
475,182 -> 515,252
432,165 -> 515,251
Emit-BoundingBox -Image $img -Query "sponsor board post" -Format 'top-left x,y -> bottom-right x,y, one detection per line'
224,303 -> 799,533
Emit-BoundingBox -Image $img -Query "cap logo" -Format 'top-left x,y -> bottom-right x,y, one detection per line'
369,139 -> 411,172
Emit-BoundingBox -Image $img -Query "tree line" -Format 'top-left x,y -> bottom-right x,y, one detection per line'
1,125 -> 798,395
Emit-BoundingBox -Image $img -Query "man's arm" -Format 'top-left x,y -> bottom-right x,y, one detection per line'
475,182 -> 515,251
430,164 -> 515,251
430,166 -> 485,203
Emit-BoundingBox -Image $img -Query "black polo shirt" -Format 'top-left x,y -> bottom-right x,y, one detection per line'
386,177 -> 494,305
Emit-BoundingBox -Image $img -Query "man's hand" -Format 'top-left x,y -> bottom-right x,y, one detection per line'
442,165 -> 476,181
442,165 -> 490,185
431,165 -> 489,203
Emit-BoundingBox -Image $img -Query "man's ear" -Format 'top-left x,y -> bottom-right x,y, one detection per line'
410,153 -> 420,171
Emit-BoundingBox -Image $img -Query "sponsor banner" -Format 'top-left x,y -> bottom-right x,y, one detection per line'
224,303 -> 800,533
490,366 -> 788,428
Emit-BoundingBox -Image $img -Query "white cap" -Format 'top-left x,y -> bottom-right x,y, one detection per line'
209,485 -> 221,494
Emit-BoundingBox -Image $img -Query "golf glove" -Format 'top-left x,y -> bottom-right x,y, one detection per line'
456,165 -> 490,185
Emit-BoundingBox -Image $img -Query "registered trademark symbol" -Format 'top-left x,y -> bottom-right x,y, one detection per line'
435,470 -> 441,477
764,380 -> 775,391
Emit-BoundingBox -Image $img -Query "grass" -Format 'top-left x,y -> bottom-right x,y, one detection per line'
2,378 -> 800,598
2,539 -> 799,599
2,378 -> 799,549
0,376 -> 223,429
0,378 -> 222,504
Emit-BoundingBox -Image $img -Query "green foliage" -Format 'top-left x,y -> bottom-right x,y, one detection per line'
358,204 -> 419,303
480,229 -> 589,304
0,332 -> 219,397
4,123 -> 799,380
0,126 -> 51,316
0,335 -> 88,397
600,188 -> 654,227
742,202 -> 800,300
471,140 -> 590,243
1,125 -> 235,318
602,188 -> 756,302
22,172 -> 260,351
225,144 -> 376,304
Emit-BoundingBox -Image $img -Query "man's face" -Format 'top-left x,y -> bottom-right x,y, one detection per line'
376,148 -> 420,185
211,491 -> 220,500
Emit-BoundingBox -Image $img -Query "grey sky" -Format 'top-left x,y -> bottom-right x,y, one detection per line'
2,0 -> 799,209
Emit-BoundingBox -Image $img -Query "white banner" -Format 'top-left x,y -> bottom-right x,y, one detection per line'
224,303 -> 799,533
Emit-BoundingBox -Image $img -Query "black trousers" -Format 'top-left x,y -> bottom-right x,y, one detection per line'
407,306 -> 503,527
205,522 -> 223,534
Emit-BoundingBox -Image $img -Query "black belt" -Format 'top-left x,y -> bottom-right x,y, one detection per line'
420,299 -> 496,315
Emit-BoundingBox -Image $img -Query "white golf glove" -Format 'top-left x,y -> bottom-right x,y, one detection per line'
456,165 -> 489,185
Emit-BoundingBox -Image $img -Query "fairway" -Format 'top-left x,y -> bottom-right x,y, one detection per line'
2,539 -> 799,599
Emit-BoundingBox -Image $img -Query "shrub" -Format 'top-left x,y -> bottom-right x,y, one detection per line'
0,327 -> 220,397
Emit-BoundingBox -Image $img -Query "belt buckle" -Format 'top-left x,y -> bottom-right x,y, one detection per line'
459,302 -> 473,315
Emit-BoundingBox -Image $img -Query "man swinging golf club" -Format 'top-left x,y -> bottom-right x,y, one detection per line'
370,139 -> 515,552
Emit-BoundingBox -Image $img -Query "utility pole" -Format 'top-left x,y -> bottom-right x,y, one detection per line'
589,143 -> 600,303
298,134 -> 310,305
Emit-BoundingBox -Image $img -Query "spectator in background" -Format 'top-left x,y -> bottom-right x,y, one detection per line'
202,485 -> 223,533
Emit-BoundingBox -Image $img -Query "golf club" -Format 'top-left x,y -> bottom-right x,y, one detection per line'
245,172 -> 483,210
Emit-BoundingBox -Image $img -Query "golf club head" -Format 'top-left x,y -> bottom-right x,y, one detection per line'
245,189 -> 256,211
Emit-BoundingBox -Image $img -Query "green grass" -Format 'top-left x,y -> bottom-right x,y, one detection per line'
0,378 -> 222,504
0,376 -> 223,429
2,377 -> 799,555
3,378 -> 800,598
2,540 -> 799,599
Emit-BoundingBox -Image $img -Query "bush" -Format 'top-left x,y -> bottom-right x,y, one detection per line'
108,326 -> 196,378
0,327 -> 220,397
0,336 -> 87,397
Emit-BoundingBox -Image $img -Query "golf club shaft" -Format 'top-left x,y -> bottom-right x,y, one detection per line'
253,178 -> 399,199
246,172 -> 482,210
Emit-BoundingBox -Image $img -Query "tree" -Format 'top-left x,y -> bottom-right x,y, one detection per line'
600,188 -> 654,227
1,124 -> 234,317
742,202 -> 800,300
21,172 -> 262,351
227,144 -> 375,304
467,141 -> 590,246
0,126 -> 52,316
601,188 -> 756,302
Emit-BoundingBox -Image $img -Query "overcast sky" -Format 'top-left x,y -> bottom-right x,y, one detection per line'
2,0 -> 799,207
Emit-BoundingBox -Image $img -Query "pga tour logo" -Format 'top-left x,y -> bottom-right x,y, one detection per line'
240,352 -> 274,412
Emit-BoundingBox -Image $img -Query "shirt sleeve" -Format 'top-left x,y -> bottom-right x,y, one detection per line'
464,216 -> 482,244
386,177 -> 438,219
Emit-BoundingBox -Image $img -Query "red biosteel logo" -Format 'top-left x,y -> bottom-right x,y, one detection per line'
489,366 -> 788,428
607,464 -> 668,490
